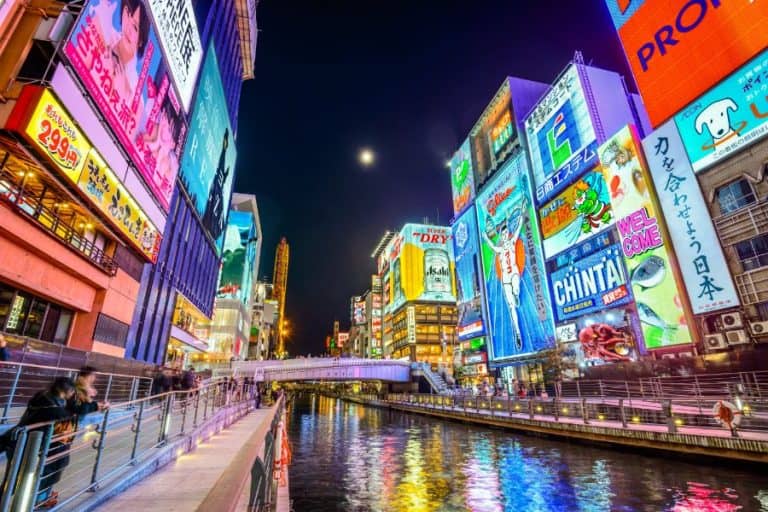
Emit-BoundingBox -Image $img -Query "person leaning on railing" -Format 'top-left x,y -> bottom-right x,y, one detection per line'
68,367 -> 110,423
0,377 -> 77,509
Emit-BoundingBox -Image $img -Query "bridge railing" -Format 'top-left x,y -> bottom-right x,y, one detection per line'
383,392 -> 768,436
0,379 -> 258,512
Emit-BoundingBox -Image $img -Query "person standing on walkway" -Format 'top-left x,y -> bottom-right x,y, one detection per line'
0,333 -> 9,361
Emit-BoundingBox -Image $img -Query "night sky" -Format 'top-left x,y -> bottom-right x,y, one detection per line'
234,0 -> 633,355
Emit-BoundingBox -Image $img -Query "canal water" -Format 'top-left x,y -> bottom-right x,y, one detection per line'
287,394 -> 768,512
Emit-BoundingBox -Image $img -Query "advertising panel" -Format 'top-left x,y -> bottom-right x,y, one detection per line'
179,45 -> 236,253
674,49 -> 768,173
599,125 -> 692,349
525,64 -> 598,204
8,86 -> 161,261
389,224 -> 456,312
538,168 -> 615,259
643,121 -> 740,314
605,0 -> 768,127
549,242 -> 632,322
452,205 -> 487,341
217,211 -> 256,304
65,0 -> 188,210
470,81 -> 520,186
559,308 -> 638,370
147,0 -> 203,111
475,154 -> 555,359
353,299 -> 366,325
450,139 -> 475,216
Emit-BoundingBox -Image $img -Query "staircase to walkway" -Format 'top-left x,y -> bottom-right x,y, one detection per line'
411,362 -> 448,394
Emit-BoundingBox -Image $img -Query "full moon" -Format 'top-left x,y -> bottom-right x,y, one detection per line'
359,148 -> 375,166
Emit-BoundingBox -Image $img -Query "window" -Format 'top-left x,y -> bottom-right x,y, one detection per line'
756,302 -> 768,321
735,234 -> 768,271
93,314 -> 129,348
716,179 -> 756,215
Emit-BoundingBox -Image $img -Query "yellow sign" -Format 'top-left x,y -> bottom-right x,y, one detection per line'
77,150 -> 161,262
24,89 -> 90,183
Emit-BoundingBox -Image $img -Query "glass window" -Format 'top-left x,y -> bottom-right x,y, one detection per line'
716,179 -> 756,215
23,298 -> 48,338
735,234 -> 768,271
757,302 -> 768,321
5,292 -> 30,334
0,284 -> 14,329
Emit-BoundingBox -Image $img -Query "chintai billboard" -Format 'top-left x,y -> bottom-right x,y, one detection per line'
475,154 -> 555,360
452,205 -> 487,341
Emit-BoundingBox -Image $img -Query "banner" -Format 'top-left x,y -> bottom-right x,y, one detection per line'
642,121 -> 739,314
674,49 -> 768,173
599,125 -> 692,350
450,139 -> 475,216
525,64 -> 598,204
452,205 -> 487,341
475,154 -> 555,359
65,0 -> 187,210
539,168 -> 615,259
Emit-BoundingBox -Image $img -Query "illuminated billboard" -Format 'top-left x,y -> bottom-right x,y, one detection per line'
470,80 -> 520,186
674,49 -> 768,173
179,45 -> 236,253
147,0 -> 203,111
389,224 -> 456,312
538,168 -> 615,259
559,308 -> 638,370
475,154 -> 555,359
548,239 -> 632,322
450,139 -> 475,216
525,64 -> 598,204
217,211 -> 256,304
605,0 -> 768,127
7,86 -> 161,262
452,205 -> 487,341
353,298 -> 366,325
599,125 -> 692,349
64,0 -> 188,211
643,121 -> 739,314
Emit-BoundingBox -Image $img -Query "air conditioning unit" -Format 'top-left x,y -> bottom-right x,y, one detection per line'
750,321 -> 768,336
721,312 -> 744,329
704,334 -> 727,351
725,329 -> 750,345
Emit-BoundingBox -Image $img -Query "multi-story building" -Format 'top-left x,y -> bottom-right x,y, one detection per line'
272,237 -> 289,356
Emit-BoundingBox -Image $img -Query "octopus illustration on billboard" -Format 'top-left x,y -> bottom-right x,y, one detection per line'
64,0 -> 187,211
475,154 -> 555,359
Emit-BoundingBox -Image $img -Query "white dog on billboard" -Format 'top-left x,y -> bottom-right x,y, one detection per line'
694,97 -> 746,150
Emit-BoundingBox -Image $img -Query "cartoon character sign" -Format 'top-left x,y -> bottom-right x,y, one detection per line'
450,139 -> 476,216
476,155 -> 555,359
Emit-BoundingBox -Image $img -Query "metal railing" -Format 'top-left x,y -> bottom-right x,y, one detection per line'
379,392 -> 768,437
0,379 -> 260,512
0,362 -> 153,425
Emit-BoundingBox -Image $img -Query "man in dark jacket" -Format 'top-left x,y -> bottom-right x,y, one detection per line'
1,377 -> 76,508
181,367 -> 197,391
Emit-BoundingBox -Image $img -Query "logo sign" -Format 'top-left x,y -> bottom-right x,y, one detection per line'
8,86 -> 161,262
549,243 -> 632,322
675,49 -> 768,172
64,0 -> 188,211
599,125 -> 693,350
556,323 -> 578,343
539,168 -> 615,259
179,45 -> 236,254
407,306 -> 416,344
452,205 -> 488,341
642,121 -> 739,314
605,0 -> 768,127
525,64 -> 598,204
475,154 -> 555,360
450,138 -> 476,216
147,0 -> 203,111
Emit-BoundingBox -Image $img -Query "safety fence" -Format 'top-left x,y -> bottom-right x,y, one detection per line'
0,379 -> 259,511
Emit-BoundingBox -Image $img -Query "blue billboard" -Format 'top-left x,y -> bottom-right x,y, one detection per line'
217,210 -> 256,304
675,48 -> 768,173
179,44 -> 236,253
475,155 -> 555,360
452,205 -> 487,341
549,241 -> 632,323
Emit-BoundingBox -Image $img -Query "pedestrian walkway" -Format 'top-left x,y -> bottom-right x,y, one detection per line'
94,405 -> 278,512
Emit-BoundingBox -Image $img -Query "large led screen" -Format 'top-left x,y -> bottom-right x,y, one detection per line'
525,64 -> 598,205
475,154 -> 555,359
179,45 -> 236,253
389,224 -> 456,313
674,49 -> 768,173
470,80 -> 520,187
538,168 -> 615,259
452,205 -> 487,341
217,210 -> 256,304
599,125 -> 692,350
450,139 -> 475,217
65,0 -> 187,211
643,121 -> 739,314
605,0 -> 768,127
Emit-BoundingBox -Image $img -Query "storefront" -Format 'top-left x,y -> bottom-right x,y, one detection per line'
0,280 -> 74,344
